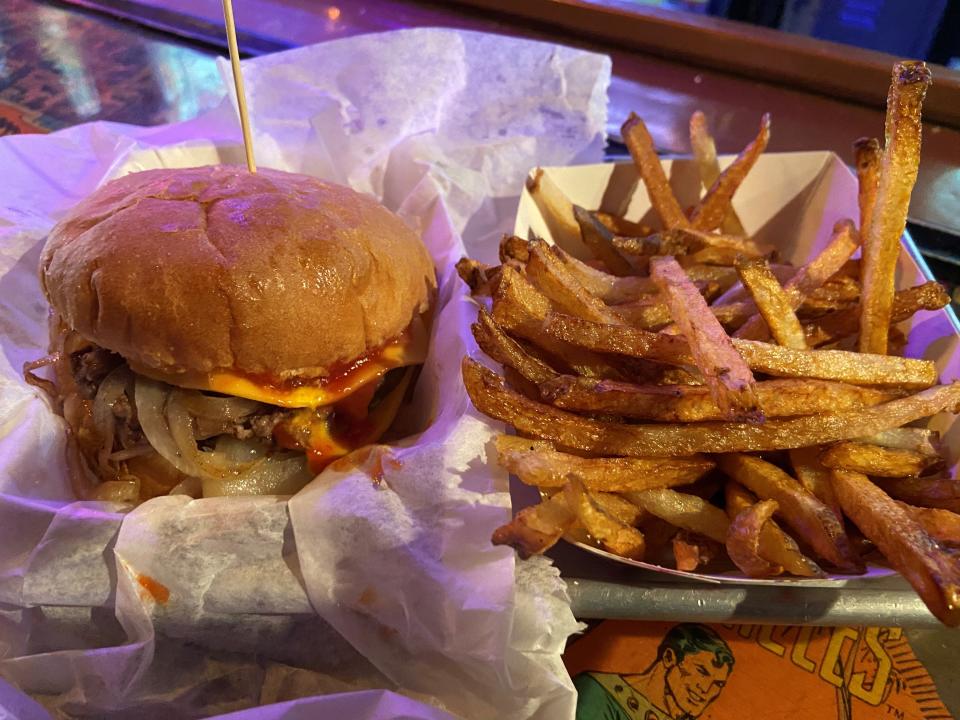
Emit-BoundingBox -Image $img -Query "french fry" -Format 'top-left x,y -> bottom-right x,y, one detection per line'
685,264 -> 742,291
502,366 -> 541,400
614,228 -> 764,259
538,244 -> 648,305
622,113 -> 691,230
725,481 -> 825,577
639,515 -> 681,555
650,256 -> 762,422
820,441 -> 945,478
612,232 -> 696,261
806,274 -> 861,308
540,375 -> 896,422
772,218 -> 860,292
525,167 -> 582,251
542,311 -> 938,388
595,211 -> 653,238
549,244 -> 656,303
735,257 -> 807,349
804,282 -> 949,347
472,309 -> 558,385
689,110 -> 746,236
682,246 -> 756,267
788,446 -> 843,522
500,234 -> 532,264
564,476 -> 646,559
689,111 -> 719,183
673,531 -> 722,572
623,488 -> 730,544
490,491 -> 575,559
733,341 -> 935,389
572,206 -> 635,276
736,219 -> 859,341
525,239 -> 625,325
610,298 -> 674,331
456,257 -> 501,296
876,476 -> 960,513
690,113 -> 771,232
854,137 -> 881,236
859,62 -> 933,355
495,435 -> 713,491
726,499 -> 783,578
613,290 -> 749,332
717,454 -> 861,571
679,228 -> 767,257
474,87 -> 960,615
491,266 -> 627,380
832,468 -> 960,626
711,264 -> 796,306
543,311 -> 689,365
897,502 -> 960,547
592,491 -> 648,527
859,427 -> 942,456
492,264 -> 550,326
887,326 -> 909,357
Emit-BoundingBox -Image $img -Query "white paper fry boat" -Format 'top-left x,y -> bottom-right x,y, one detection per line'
512,152 -> 960,585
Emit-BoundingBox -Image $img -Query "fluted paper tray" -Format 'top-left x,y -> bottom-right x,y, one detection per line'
509,152 -> 960,623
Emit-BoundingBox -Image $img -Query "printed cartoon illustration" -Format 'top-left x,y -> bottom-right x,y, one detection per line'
574,623 -> 735,720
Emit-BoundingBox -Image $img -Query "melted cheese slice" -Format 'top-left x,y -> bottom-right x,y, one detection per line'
206,319 -> 428,408
300,365 -> 415,473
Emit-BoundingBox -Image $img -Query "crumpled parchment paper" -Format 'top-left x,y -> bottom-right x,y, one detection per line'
0,28 -> 609,719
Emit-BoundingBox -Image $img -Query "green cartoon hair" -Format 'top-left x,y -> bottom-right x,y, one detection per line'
655,624 -> 735,670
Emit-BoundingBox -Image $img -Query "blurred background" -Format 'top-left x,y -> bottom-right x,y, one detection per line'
2,0 -> 959,305
618,0 -> 960,67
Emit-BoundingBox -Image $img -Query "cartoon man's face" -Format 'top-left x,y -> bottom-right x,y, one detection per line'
662,647 -> 731,718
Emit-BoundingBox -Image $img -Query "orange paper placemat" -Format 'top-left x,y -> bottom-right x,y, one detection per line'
565,621 -> 952,720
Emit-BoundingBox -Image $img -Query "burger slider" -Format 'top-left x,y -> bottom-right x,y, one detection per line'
26,166 -> 436,502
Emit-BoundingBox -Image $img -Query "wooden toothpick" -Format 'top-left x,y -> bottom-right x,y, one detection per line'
221,0 -> 256,173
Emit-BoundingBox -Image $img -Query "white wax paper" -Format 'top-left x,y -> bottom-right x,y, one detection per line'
0,28 -> 609,719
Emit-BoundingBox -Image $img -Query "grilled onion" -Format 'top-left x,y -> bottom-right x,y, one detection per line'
202,440 -> 313,497
91,366 -> 131,471
167,390 -> 255,478
134,376 -> 200,477
175,391 -> 263,422
90,479 -> 140,504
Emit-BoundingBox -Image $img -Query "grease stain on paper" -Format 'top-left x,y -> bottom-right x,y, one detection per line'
137,574 -> 170,604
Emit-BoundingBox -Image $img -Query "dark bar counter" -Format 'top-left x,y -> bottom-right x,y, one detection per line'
3,0 -> 960,294
12,0 -> 960,234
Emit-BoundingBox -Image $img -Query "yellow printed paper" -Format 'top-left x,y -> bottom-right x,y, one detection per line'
565,621 -> 951,720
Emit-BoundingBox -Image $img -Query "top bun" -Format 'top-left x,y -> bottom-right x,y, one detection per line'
40,165 -> 436,380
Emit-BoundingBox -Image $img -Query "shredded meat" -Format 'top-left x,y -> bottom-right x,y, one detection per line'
70,347 -> 121,399
64,342 -> 326,452
229,409 -> 293,440
111,392 -> 143,448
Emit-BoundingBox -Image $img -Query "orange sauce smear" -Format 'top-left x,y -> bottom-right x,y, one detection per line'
241,330 -> 410,394
137,574 -> 170,604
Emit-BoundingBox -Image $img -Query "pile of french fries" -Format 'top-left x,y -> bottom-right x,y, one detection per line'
456,61 -> 960,626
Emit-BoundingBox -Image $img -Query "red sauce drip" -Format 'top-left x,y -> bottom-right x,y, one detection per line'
239,330 -> 408,393
137,574 -> 170,604
306,447 -> 336,475
369,451 -> 386,486
330,412 -> 377,450
336,379 -> 380,424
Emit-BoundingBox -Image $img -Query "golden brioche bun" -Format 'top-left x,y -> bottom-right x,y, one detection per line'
40,165 -> 436,380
